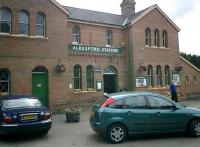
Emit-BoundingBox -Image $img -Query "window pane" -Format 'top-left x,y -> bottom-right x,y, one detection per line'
0,69 -> 10,93
36,13 -> 45,24
106,31 -> 112,46
18,11 -> 29,35
0,9 -> 11,33
74,65 -> 82,89
19,23 -> 28,35
125,96 -> 146,108
36,13 -> 45,36
148,96 -> 173,109
73,27 -> 80,43
3,98 -> 41,109
19,11 -> 28,23
36,25 -> 44,36
0,22 -> 10,33
1,9 -> 10,21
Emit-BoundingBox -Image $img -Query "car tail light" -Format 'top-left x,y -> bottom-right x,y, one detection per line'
100,97 -> 115,108
42,112 -> 52,120
3,116 -> 14,123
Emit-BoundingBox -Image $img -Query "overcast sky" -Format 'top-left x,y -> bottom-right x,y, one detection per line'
56,0 -> 200,55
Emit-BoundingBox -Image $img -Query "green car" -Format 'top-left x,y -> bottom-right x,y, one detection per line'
89,92 -> 200,144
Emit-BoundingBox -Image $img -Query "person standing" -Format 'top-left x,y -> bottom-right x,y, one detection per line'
169,80 -> 178,102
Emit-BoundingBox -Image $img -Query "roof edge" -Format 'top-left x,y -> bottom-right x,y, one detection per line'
179,55 -> 200,72
50,0 -> 70,16
129,4 -> 181,32
68,19 -> 123,29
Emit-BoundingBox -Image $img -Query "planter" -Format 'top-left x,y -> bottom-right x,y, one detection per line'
65,108 -> 81,122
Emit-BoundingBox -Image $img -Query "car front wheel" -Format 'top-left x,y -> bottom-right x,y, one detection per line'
188,119 -> 200,137
107,124 -> 127,144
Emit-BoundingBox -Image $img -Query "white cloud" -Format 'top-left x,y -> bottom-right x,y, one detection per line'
56,0 -> 200,55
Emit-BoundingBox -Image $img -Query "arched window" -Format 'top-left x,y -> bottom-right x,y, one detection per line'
185,76 -> 189,85
36,12 -> 46,37
0,68 -> 10,94
154,29 -> 159,47
164,65 -> 170,86
74,65 -> 82,90
72,26 -> 80,44
162,30 -> 168,48
147,65 -> 153,87
0,8 -> 11,33
156,65 -> 162,86
145,28 -> 151,47
86,65 -> 94,90
193,76 -> 197,85
18,10 -> 29,35
106,30 -> 112,46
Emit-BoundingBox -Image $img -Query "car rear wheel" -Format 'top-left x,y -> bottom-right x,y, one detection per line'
188,119 -> 200,137
107,124 -> 127,144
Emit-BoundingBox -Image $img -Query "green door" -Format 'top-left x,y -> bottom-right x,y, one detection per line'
32,72 -> 48,107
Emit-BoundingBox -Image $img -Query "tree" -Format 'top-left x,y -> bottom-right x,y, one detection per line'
180,52 -> 200,69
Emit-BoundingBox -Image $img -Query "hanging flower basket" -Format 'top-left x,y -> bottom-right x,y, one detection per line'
138,65 -> 146,72
56,64 -> 65,72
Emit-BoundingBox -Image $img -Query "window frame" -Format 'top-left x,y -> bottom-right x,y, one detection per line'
145,28 -> 151,47
72,26 -> 80,44
0,68 -> 10,94
106,30 -> 113,46
164,65 -> 170,86
147,96 -> 174,109
0,8 -> 11,34
154,29 -> 159,47
86,65 -> 94,90
147,65 -> 153,87
185,76 -> 189,85
74,65 -> 82,90
162,30 -> 168,48
156,65 -> 162,87
193,76 -> 197,85
18,10 -> 29,35
36,12 -> 46,37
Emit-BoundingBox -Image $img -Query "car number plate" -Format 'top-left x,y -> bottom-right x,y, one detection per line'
21,114 -> 38,121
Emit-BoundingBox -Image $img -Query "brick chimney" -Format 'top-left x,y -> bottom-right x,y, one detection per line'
120,0 -> 136,18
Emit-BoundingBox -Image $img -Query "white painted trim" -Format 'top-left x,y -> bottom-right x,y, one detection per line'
179,56 -> 200,72
129,4 -> 180,32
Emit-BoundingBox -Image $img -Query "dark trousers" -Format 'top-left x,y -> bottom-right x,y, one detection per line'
171,92 -> 178,102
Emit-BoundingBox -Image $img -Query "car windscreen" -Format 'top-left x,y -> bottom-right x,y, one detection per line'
2,98 -> 42,109
94,95 -> 109,108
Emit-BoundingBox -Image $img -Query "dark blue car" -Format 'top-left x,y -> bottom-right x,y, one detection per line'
0,95 -> 52,135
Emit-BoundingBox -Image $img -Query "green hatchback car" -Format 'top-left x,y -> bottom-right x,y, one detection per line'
89,92 -> 200,144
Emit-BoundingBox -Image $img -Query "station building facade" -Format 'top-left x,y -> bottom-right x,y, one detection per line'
0,0 -> 199,112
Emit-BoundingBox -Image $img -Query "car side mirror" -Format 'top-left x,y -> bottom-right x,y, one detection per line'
173,105 -> 179,110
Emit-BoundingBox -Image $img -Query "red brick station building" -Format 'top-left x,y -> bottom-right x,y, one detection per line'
0,0 -> 200,112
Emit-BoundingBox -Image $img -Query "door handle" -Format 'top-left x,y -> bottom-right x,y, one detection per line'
127,111 -> 133,115
155,112 -> 161,115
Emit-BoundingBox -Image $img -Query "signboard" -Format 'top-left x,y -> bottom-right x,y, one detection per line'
69,44 -> 122,54
96,81 -> 103,91
136,77 -> 147,87
173,74 -> 180,85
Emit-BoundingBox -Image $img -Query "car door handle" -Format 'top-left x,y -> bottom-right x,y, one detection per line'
155,112 -> 161,115
127,111 -> 133,115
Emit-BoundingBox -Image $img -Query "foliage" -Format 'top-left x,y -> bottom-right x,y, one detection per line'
180,52 -> 200,69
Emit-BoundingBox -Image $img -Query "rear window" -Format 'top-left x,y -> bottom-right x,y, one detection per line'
94,96 -> 109,108
2,98 -> 42,109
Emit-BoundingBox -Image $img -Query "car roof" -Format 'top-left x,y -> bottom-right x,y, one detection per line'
0,95 -> 37,101
105,91 -> 163,100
